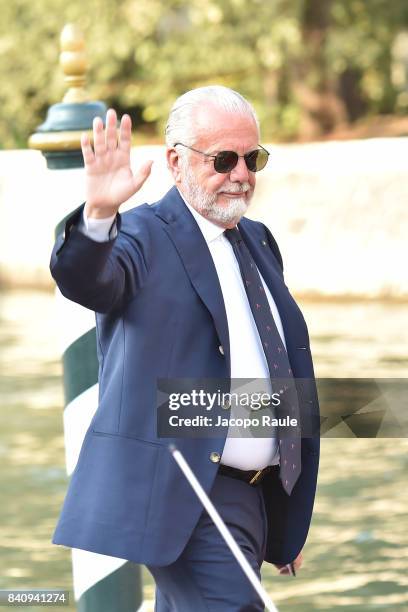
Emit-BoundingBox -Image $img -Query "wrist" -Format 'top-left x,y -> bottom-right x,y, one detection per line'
84,202 -> 119,219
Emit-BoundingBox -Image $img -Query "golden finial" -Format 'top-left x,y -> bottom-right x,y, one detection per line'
60,23 -> 90,104
29,23 -> 107,167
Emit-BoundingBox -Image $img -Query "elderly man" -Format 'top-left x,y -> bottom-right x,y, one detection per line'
51,86 -> 320,611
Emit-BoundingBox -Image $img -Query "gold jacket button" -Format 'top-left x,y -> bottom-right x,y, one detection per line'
218,345 -> 224,356
209,452 -> 221,463
222,399 -> 230,410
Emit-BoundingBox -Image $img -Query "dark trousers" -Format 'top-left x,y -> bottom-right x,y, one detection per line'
147,472 -> 268,611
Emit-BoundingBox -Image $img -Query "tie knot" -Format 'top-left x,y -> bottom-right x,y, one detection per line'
224,227 -> 242,246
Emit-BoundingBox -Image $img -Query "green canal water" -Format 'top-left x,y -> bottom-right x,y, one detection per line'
0,290 -> 407,611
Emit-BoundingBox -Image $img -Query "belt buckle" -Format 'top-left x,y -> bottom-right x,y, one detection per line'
249,468 -> 265,485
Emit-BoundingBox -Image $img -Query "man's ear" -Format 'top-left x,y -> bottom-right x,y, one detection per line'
167,148 -> 182,183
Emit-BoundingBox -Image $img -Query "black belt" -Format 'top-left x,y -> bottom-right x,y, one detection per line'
218,464 -> 277,486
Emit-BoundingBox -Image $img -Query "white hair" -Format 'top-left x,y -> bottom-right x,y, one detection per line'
165,85 -> 259,150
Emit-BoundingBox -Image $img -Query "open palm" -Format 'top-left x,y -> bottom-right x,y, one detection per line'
81,109 -> 153,218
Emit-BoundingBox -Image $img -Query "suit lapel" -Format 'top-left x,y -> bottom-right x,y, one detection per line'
154,188 -> 231,368
238,220 -> 309,351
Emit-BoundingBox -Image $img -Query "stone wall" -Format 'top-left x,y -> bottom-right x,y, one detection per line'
1,138 -> 407,298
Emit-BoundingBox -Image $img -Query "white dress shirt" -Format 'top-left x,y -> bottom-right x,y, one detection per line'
79,195 -> 286,469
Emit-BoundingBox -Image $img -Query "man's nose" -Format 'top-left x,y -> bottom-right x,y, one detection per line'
229,156 -> 250,182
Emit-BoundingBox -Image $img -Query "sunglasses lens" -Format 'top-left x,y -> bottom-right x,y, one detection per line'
214,151 -> 238,173
245,149 -> 269,172
213,149 -> 269,173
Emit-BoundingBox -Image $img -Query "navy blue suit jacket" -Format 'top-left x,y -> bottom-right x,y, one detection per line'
50,186 -> 320,566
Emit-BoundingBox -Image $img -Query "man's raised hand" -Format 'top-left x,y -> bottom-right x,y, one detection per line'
81,109 -> 153,219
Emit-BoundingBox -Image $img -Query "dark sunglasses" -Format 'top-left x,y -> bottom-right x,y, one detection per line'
174,142 -> 269,173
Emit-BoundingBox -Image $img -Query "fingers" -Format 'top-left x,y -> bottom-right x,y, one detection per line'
274,553 -> 303,575
92,109 -> 118,156
132,160 -> 154,192
294,553 -> 303,571
89,110 -> 128,160
118,114 -> 132,154
81,132 -> 95,167
105,108 -> 118,150
275,564 -> 290,575
93,116 -> 106,156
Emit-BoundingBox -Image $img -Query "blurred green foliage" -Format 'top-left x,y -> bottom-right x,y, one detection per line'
1,0 -> 408,148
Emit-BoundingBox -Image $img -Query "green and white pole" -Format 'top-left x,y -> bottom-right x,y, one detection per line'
29,23 -> 145,612
56,286 -> 144,612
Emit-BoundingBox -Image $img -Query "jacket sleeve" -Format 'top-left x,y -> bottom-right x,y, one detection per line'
49,203 -> 151,313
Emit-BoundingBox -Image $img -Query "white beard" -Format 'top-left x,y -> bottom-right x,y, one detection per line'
181,163 -> 252,226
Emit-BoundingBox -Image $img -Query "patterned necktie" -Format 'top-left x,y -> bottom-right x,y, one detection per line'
224,227 -> 301,495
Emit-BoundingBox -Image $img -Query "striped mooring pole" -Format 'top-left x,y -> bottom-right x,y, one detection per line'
29,23 -> 145,612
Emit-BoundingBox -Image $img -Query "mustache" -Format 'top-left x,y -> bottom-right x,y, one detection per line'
217,183 -> 251,194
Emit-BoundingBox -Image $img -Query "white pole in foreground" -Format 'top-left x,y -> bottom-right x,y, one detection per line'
169,445 -> 279,612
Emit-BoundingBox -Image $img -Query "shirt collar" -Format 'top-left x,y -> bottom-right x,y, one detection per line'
177,188 -> 225,244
